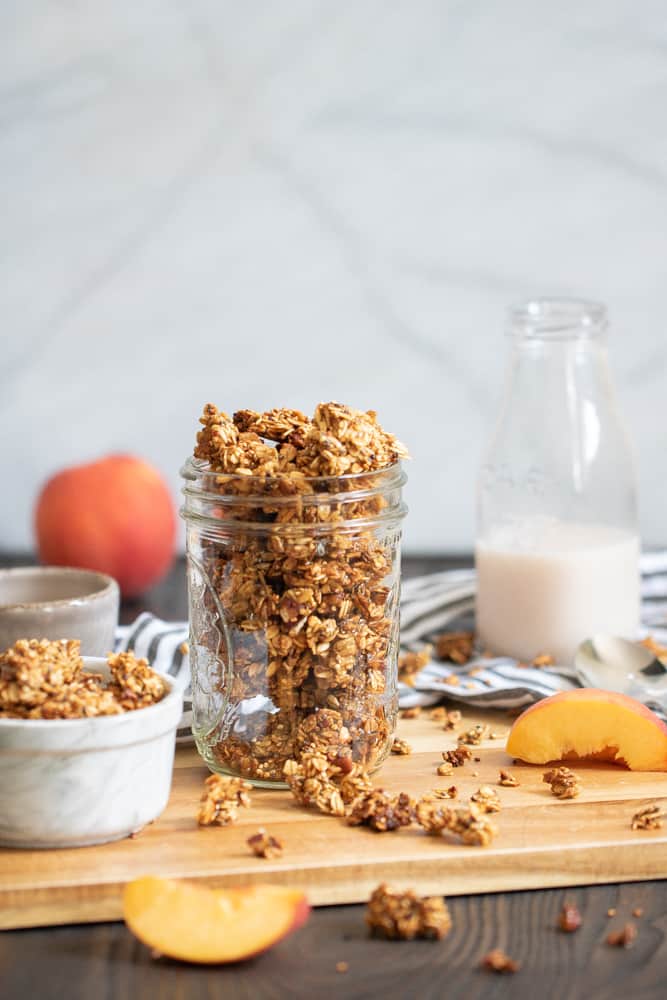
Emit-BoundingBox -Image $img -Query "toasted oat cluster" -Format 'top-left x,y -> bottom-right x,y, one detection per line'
246,828 -> 283,858
441,747 -> 472,768
347,790 -> 416,832
189,401 -> 409,782
283,750 -> 373,817
434,631 -> 475,664
498,769 -> 520,787
398,646 -> 432,685
366,883 -> 452,940
481,949 -> 520,973
631,804 -> 665,830
458,723 -> 490,746
391,738 -> 412,755
416,798 -> 497,846
470,786 -> 501,813
197,774 -> 252,826
0,639 -> 165,719
543,767 -> 582,800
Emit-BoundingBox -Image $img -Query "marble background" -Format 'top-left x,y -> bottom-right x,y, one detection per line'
2,2 -> 667,552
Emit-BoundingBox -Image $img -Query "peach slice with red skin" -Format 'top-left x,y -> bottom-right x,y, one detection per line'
506,688 -> 667,771
123,877 -> 310,964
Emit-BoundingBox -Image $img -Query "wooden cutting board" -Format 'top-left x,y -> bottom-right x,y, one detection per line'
2,709 -> 666,930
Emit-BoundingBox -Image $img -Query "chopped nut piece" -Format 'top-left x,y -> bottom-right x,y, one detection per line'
607,923 -> 637,948
366,883 -> 452,940
558,902 -> 582,932
197,774 -> 252,826
458,723 -> 490,746
335,961 -> 349,974
437,762 -> 453,776
434,631 -> 474,665
416,799 -> 497,846
532,653 -> 555,667
481,949 -> 520,973
499,769 -> 520,787
442,747 -> 472,767
246,828 -> 283,859
631,804 -> 665,830
347,790 -> 415,832
391,738 -> 412,755
398,646 -> 432,685
400,706 -> 421,720
470,786 -> 501,813
543,767 -> 582,799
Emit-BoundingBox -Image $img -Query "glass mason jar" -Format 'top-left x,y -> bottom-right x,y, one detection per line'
476,298 -> 639,664
181,458 -> 407,786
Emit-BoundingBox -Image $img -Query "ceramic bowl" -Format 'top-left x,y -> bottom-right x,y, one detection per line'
0,567 -> 119,656
0,658 -> 183,848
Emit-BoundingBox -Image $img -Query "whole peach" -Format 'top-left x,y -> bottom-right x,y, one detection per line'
34,454 -> 176,598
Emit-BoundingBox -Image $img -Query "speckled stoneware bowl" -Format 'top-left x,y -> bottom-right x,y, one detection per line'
0,567 -> 119,656
0,658 -> 183,848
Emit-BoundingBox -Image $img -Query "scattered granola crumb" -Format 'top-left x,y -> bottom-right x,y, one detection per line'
197,774 -> 252,826
429,706 -> 448,722
607,923 -> 637,948
471,771 -> 479,777
398,646 -> 432,685
442,747 -> 472,767
499,769 -> 520,787
246,828 -> 283,859
631,804 -> 664,830
416,799 -> 497,846
366,883 -> 452,940
471,786 -> 501,813
532,653 -> 555,667
422,786 -> 458,801
474,756 -> 481,762
607,908 -> 617,918
558,902 -> 582,932
481,949 -> 520,973
347,790 -> 415,832
543,767 -> 582,799
391,738 -> 412,756
400,706 -> 421,720
464,682 -> 476,690
434,631 -> 475,665
443,709 -> 462,730
437,761 -> 454,776
335,961 -> 349,974
632,907 -> 643,918
179,641 -> 189,655
444,674 -> 460,686
458,723 -> 490,746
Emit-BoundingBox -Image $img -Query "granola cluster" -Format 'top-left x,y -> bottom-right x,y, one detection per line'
283,750 -> 373,817
197,774 -> 252,826
347,790 -> 416,831
543,767 -> 582,800
415,800 -> 498,846
0,639 -> 165,719
631,804 -> 665,830
366,883 -> 452,940
187,402 -> 408,782
246,828 -> 283,858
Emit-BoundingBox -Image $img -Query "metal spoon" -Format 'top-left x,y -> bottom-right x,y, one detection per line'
574,635 -> 667,709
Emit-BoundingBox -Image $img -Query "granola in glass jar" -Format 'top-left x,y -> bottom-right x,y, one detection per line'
181,403 -> 408,786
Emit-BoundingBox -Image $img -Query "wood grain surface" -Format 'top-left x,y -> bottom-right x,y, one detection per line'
3,711 -> 667,930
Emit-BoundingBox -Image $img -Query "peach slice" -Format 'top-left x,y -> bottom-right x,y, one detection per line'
123,877 -> 310,964
506,688 -> 667,771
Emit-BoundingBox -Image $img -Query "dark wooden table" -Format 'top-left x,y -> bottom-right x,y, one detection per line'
1,555 -> 666,1000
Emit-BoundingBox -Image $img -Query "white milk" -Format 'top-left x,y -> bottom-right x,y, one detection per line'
475,519 -> 640,664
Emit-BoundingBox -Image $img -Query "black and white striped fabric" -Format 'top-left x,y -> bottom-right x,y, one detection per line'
115,551 -> 667,741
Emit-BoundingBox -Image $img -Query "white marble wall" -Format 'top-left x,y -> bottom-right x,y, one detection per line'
2,1 -> 667,552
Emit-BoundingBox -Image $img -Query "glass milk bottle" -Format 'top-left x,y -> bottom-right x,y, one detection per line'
476,299 -> 639,664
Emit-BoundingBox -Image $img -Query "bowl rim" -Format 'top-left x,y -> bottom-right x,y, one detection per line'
0,656 -> 182,729
0,566 -> 119,612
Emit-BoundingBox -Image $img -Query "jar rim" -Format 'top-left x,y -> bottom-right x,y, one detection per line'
180,456 -> 406,492
508,298 -> 608,340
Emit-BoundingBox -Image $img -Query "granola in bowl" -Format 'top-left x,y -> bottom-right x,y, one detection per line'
181,402 -> 409,786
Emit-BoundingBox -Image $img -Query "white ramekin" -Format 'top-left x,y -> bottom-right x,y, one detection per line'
0,657 -> 183,848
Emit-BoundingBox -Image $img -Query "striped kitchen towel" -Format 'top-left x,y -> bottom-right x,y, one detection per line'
116,551 -> 667,741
